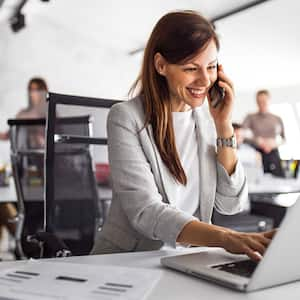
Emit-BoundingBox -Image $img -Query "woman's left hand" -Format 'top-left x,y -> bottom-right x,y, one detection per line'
207,64 -> 235,136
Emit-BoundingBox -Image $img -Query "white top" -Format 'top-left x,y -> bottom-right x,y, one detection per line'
171,109 -> 200,216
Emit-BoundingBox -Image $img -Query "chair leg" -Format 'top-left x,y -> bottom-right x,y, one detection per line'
10,214 -> 27,260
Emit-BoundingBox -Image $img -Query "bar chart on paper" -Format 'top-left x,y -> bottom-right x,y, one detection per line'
0,261 -> 161,300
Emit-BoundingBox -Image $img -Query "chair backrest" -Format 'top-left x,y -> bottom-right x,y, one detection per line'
45,92 -> 121,255
8,118 -> 46,203
7,118 -> 46,258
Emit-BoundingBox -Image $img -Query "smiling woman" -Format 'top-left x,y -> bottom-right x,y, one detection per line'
91,10 -> 276,261
154,42 -> 218,111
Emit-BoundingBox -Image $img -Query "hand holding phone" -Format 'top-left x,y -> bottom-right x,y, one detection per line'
209,64 -> 225,108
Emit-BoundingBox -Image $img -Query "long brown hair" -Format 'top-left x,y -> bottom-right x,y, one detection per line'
131,10 -> 219,185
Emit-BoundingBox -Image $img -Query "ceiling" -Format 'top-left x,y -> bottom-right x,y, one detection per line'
0,0 -> 299,102
0,0 -> 270,54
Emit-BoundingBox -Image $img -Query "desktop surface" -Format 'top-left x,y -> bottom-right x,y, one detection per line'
1,247 -> 300,299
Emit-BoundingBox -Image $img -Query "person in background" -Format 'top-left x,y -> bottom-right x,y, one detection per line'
233,123 -> 262,169
0,77 -> 48,245
243,90 -> 285,177
233,123 -> 263,185
0,203 -> 17,237
0,77 -> 48,141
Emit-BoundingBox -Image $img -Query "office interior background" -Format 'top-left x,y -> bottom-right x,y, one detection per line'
1,0 -> 300,164
0,0 -> 300,263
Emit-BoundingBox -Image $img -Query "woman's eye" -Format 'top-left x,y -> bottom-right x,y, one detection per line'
184,67 -> 197,72
208,65 -> 217,70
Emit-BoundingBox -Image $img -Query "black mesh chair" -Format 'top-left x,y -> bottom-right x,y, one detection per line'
46,115 -> 101,256
7,116 -> 99,258
212,196 -> 274,233
29,92 -> 121,258
212,209 -> 274,232
7,118 -> 46,259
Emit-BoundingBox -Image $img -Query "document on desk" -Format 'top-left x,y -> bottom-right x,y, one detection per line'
0,261 -> 161,300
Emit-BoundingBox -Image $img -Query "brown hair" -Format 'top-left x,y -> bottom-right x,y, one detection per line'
130,10 -> 219,185
256,89 -> 270,98
27,77 -> 48,108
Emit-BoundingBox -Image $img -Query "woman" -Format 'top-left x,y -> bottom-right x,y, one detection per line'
17,77 -> 48,119
92,11 -> 275,261
0,77 -> 48,241
0,77 -> 48,140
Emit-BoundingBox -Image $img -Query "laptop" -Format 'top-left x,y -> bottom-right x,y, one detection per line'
161,196 -> 300,292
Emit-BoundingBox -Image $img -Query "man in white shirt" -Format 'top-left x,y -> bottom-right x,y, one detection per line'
233,123 -> 263,185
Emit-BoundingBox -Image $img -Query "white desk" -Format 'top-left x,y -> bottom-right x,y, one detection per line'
1,248 -> 300,299
249,175 -> 300,194
0,177 -> 17,203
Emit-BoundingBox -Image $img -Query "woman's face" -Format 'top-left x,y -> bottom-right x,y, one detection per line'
29,82 -> 46,107
155,39 -> 218,111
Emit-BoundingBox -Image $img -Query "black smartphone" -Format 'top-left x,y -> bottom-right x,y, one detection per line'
209,64 -> 225,108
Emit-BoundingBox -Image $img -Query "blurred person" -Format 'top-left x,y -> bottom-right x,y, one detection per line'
0,77 -> 48,141
0,77 -> 48,241
0,203 -> 17,237
243,90 -> 285,177
233,123 -> 262,167
17,77 -> 48,118
233,123 -> 263,185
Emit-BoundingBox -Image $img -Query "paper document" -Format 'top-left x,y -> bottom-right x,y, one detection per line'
0,261 -> 161,300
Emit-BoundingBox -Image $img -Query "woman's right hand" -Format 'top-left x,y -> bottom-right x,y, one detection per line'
221,229 -> 277,262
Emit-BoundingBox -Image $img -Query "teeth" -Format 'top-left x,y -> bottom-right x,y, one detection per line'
188,88 -> 205,95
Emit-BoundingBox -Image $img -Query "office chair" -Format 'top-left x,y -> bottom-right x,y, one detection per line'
212,160 -> 274,232
28,93 -> 121,258
212,201 -> 274,233
8,118 -> 46,259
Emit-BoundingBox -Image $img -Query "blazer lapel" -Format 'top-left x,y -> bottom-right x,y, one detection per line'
146,125 -> 178,205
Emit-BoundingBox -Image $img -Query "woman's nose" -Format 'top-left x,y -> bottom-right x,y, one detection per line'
194,70 -> 211,88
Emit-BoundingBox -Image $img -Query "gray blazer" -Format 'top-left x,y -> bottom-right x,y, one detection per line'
91,96 -> 248,254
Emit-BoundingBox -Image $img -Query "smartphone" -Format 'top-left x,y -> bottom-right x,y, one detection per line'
209,64 -> 225,108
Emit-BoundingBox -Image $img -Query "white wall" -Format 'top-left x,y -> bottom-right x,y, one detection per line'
1,0 -> 300,162
0,2 -> 142,163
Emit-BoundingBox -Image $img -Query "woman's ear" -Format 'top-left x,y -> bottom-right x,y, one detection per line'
154,53 -> 167,76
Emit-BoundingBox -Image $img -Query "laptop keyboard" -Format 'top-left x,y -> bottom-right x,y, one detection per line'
211,259 -> 258,278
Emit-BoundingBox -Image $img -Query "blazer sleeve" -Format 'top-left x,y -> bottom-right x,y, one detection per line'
214,159 -> 249,214
107,104 -> 197,247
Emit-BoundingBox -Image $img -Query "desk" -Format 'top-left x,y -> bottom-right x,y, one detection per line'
248,175 -> 300,194
0,177 -> 17,203
0,248 -> 300,299
248,176 -> 300,227
250,192 -> 300,227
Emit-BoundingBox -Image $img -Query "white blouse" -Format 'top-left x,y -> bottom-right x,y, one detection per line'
171,109 -> 200,216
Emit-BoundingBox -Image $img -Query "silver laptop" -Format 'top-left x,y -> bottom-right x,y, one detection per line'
161,196 -> 300,292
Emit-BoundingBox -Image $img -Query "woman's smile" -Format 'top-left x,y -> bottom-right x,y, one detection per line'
186,87 -> 207,99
